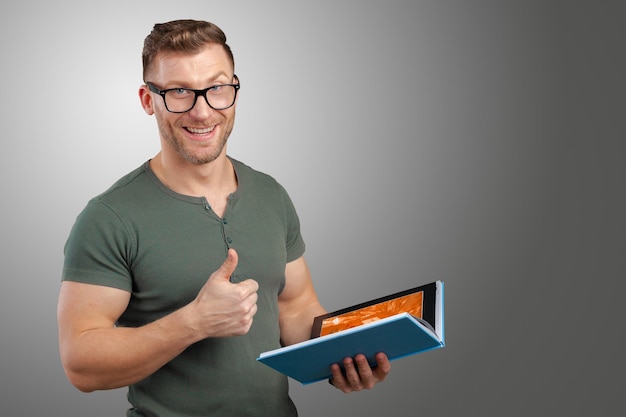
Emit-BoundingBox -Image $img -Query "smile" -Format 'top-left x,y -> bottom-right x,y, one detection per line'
185,126 -> 215,134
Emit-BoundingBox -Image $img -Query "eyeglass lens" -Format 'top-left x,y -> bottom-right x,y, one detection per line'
165,86 -> 237,112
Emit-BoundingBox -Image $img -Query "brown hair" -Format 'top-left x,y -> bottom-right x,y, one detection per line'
142,19 -> 234,80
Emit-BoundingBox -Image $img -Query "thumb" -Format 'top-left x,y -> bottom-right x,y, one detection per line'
211,248 -> 238,281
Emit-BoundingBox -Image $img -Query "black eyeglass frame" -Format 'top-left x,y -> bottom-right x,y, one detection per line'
145,75 -> 240,113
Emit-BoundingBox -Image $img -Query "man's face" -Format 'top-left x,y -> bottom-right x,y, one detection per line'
142,44 -> 237,165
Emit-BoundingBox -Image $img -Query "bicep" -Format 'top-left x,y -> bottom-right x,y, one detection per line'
278,257 -> 319,310
57,281 -> 130,339
278,256 -> 326,345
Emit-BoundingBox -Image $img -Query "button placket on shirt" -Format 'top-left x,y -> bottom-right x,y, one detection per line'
202,201 -> 234,247
222,218 -> 233,245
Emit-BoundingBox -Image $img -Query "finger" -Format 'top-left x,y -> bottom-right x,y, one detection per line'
373,352 -> 391,381
238,281 -> 259,309
210,248 -> 238,282
353,354 -> 375,388
329,363 -> 350,393
342,357 -> 363,391
237,277 -> 260,293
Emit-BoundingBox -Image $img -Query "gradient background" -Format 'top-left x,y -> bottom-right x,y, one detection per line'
1,1 -> 624,416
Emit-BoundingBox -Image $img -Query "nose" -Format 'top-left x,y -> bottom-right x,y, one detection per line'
188,94 -> 215,118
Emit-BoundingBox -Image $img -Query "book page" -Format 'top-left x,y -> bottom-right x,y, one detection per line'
319,291 -> 424,336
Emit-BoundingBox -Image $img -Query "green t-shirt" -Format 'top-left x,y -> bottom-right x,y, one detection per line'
63,157 -> 304,417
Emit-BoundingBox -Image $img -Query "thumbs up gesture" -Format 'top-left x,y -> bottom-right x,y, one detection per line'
189,249 -> 259,339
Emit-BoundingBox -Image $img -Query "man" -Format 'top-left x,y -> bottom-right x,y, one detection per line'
57,19 -> 390,416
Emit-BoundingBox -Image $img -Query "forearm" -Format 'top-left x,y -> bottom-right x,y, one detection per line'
279,301 -> 326,346
61,305 -> 199,392
59,249 -> 256,392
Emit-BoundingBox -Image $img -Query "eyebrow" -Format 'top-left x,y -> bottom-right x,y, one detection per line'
162,72 -> 232,89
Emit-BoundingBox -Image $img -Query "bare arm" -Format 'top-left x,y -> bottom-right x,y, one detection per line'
277,256 -> 327,346
278,256 -> 391,392
57,249 -> 258,392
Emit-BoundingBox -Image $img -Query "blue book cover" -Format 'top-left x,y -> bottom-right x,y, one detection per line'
257,281 -> 444,385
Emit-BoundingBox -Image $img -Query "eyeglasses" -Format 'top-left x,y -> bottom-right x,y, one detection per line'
146,75 -> 240,113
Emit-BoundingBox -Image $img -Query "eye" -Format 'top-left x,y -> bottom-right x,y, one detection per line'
208,85 -> 222,92
165,88 -> 194,101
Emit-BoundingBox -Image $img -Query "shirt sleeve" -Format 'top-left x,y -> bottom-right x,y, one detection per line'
278,184 -> 306,263
62,198 -> 135,292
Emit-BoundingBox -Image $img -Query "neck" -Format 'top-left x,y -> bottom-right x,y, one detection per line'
150,152 -> 237,217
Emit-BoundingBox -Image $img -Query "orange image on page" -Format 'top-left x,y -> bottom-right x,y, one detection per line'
319,291 -> 424,336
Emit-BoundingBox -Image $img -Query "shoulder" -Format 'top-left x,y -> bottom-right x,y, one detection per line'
72,162 -> 159,231
86,161 -> 180,215
230,157 -> 289,196
229,156 -> 301,218
95,162 -> 153,202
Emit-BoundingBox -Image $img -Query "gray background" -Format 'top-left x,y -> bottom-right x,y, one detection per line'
1,1 -> 624,416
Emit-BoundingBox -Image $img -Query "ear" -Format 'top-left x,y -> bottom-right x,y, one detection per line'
139,84 -> 155,115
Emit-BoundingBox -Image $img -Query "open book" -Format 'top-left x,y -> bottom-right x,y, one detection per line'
257,280 -> 444,384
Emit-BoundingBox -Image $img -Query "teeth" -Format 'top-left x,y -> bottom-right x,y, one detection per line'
187,126 -> 214,134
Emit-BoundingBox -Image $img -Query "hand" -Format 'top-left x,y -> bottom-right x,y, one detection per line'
329,352 -> 391,393
190,249 -> 259,338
